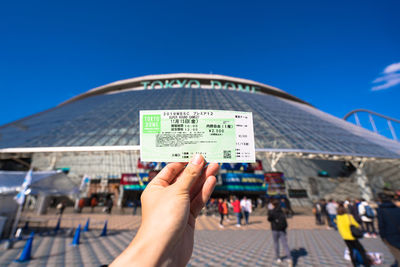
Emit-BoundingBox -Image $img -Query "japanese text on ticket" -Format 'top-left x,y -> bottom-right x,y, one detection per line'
140,110 -> 255,163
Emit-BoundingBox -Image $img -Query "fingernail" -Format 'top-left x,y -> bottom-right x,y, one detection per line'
191,153 -> 203,165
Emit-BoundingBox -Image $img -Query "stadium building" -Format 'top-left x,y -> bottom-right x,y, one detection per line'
1,73 -> 399,207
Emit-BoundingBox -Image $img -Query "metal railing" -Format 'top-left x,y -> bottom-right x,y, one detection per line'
344,109 -> 400,141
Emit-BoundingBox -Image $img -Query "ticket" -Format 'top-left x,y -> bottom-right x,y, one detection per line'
140,110 -> 255,163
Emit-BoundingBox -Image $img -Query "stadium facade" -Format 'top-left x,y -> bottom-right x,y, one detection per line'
1,73 -> 399,206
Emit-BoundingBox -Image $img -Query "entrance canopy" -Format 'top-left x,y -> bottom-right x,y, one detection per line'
0,170 -> 78,195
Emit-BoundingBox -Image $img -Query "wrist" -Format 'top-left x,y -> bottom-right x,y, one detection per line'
110,226 -> 167,267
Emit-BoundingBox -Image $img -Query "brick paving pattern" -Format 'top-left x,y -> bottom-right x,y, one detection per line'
18,210 -> 327,231
0,213 -> 395,266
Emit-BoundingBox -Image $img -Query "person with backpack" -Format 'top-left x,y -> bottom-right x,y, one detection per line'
358,199 -> 377,238
268,199 -> 292,266
348,199 -> 363,229
336,203 -> 371,267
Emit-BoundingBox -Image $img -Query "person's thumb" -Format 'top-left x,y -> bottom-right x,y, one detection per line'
176,154 -> 205,190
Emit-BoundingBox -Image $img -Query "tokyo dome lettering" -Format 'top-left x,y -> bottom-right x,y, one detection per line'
140,80 -> 259,93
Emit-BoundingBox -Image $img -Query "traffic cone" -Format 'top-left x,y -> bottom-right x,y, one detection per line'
100,220 -> 107,237
70,224 -> 81,246
83,219 -> 90,232
54,217 -> 61,233
15,232 -> 34,262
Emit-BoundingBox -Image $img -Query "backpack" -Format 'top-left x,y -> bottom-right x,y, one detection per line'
274,212 -> 288,230
365,205 -> 375,218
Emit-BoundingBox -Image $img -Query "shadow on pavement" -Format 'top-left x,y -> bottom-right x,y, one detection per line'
291,247 -> 308,267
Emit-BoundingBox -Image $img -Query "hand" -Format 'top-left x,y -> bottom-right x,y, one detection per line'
110,154 -> 219,267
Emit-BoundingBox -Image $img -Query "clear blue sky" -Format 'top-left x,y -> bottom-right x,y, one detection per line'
1,1 -> 399,134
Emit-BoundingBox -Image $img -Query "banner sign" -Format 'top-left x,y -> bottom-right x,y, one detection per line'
122,171 -> 159,190
288,189 -> 308,198
123,160 -> 286,195
264,172 -> 286,196
215,172 -> 266,192
140,79 -> 260,93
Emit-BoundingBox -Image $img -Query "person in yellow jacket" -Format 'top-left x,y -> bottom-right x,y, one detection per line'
336,203 -> 371,267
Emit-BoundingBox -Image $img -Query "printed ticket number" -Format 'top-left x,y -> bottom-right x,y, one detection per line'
140,110 -> 255,162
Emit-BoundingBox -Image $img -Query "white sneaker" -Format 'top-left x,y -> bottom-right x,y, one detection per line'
219,224 -> 224,228
364,233 -> 371,238
276,258 -> 282,264
235,224 -> 241,227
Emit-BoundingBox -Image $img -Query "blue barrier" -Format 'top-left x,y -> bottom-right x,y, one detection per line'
71,224 -> 81,246
83,219 -> 90,232
100,221 -> 107,237
15,232 -> 34,262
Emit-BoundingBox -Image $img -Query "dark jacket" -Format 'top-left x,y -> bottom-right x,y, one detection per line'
377,202 -> 400,249
348,203 -> 362,223
268,206 -> 288,231
321,202 -> 327,215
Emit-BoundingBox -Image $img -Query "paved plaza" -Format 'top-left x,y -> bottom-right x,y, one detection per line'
0,213 -> 395,266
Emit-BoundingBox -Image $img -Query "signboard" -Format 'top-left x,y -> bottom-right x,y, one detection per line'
140,79 -> 260,93
121,171 -> 159,190
288,189 -> 308,198
215,172 -> 266,192
122,159 -> 287,196
264,172 -> 286,196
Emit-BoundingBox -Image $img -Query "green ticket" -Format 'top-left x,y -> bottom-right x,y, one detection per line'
140,110 -> 255,163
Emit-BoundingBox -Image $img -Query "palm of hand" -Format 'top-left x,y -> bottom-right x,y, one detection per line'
139,159 -> 219,267
141,184 -> 194,266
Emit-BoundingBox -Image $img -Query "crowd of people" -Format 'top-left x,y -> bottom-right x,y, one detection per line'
314,198 -> 381,237
54,164 -> 399,267
313,192 -> 400,266
212,196 -> 253,228
206,196 -> 293,228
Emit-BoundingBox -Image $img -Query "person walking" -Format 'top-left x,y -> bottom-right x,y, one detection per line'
326,199 -> 338,230
78,198 -> 85,213
223,199 -> 229,221
314,200 -> 323,225
377,193 -> 400,266
90,197 -> 98,213
218,198 -> 228,228
240,196 -> 252,225
358,199 -> 377,238
106,196 -> 114,214
336,203 -> 371,267
232,196 -> 242,227
268,199 -> 292,266
348,199 -> 363,229
56,201 -> 66,215
225,197 -> 232,221
320,199 -> 329,227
